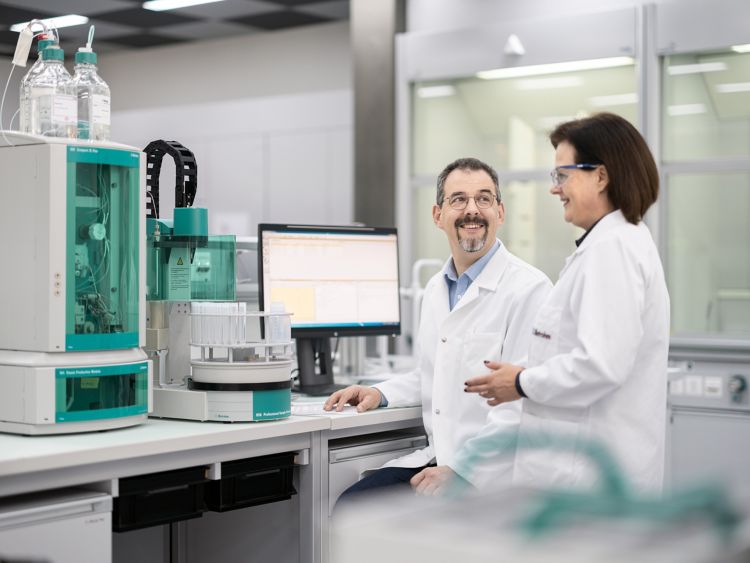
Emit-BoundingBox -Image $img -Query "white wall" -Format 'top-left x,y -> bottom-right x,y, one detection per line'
113,89 -> 353,235
105,21 -> 351,111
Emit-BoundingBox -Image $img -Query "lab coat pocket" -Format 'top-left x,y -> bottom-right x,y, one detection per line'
462,333 -> 504,380
528,305 -> 563,366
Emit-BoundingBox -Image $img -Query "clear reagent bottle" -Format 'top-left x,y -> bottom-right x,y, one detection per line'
72,41 -> 111,141
27,47 -> 77,138
19,37 -> 57,133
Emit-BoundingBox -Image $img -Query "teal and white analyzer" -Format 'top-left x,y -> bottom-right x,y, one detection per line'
142,140 -> 293,422
0,132 -> 152,435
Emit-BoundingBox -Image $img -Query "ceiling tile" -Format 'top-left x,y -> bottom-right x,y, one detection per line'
232,9 -> 330,30
267,0 -> 333,6
92,7 -> 200,28
0,4 -> 56,27
57,20 -> 135,42
0,29 -> 19,46
104,32 -> 190,48
157,20 -> 258,40
0,0 -> 132,17
294,0 -> 348,20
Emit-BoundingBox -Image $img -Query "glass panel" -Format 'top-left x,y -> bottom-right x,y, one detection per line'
411,63 -> 635,279
147,231 -> 236,301
55,362 -> 149,422
663,51 -> 750,161
412,65 -> 637,175
667,172 -> 750,336
502,180 -> 582,282
66,147 -> 141,351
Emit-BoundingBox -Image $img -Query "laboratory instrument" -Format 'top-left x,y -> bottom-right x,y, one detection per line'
144,140 -> 293,421
0,132 -> 152,435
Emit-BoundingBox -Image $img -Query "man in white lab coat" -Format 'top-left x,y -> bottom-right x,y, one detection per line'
324,157 -> 551,498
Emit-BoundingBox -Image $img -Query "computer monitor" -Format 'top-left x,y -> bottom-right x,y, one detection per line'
258,224 -> 401,395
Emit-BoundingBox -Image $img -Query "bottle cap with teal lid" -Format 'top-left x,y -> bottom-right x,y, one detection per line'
41,47 -> 64,61
75,25 -> 98,65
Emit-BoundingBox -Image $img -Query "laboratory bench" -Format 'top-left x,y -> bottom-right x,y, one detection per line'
0,406 -> 424,563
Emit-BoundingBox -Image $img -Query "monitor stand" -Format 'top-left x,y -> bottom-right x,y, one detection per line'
295,337 -> 347,397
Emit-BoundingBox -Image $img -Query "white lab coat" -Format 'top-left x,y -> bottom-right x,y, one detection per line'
514,210 -> 670,493
373,241 -> 551,487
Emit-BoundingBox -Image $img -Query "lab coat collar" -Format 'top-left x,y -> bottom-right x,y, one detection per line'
574,209 -> 628,253
559,210 -> 629,276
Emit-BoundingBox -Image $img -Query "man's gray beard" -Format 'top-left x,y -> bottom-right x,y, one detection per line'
458,232 -> 487,253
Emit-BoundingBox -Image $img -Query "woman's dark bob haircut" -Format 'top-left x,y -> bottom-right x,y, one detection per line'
550,112 -> 659,224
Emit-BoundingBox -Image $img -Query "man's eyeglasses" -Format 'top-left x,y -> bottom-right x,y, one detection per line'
550,163 -> 600,187
443,192 -> 499,210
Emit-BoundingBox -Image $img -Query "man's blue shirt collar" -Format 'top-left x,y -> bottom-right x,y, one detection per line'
444,239 -> 500,282
443,240 -> 500,310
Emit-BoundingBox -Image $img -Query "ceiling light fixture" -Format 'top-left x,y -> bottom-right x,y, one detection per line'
477,56 -> 634,80
416,85 -> 456,98
731,44 -> 750,53
143,0 -> 224,11
715,82 -> 750,94
515,76 -> 583,90
10,14 -> 88,32
667,62 -> 727,75
667,103 -> 706,117
588,93 -> 638,107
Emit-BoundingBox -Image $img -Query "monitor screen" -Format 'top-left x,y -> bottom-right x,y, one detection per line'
258,224 -> 401,337
258,224 -> 401,395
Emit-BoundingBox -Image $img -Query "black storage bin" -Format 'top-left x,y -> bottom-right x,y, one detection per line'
113,466 -> 208,532
205,452 -> 296,512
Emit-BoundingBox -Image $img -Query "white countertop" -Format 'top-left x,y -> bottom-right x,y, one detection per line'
324,407 -> 422,431
0,407 -> 423,479
0,416 -> 329,477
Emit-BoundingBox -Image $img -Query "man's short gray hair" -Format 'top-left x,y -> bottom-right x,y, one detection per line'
436,157 -> 501,206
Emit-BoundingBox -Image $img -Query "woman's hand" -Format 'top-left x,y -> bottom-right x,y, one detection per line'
464,361 -> 523,406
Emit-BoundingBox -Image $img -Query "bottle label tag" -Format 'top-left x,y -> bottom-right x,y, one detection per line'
92,94 -> 111,125
30,86 -> 54,99
30,87 -> 55,126
53,94 -> 77,125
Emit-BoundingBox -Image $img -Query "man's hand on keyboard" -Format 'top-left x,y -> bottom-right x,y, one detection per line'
323,385 -> 382,413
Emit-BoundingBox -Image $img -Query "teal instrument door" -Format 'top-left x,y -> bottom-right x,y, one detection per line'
66,146 -> 141,350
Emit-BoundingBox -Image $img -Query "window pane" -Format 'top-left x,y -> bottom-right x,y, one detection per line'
502,181 -> 581,282
667,172 -> 750,335
412,65 -> 637,175
663,52 -> 750,161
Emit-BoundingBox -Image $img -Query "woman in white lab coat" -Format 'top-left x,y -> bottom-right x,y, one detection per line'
464,112 -> 670,492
